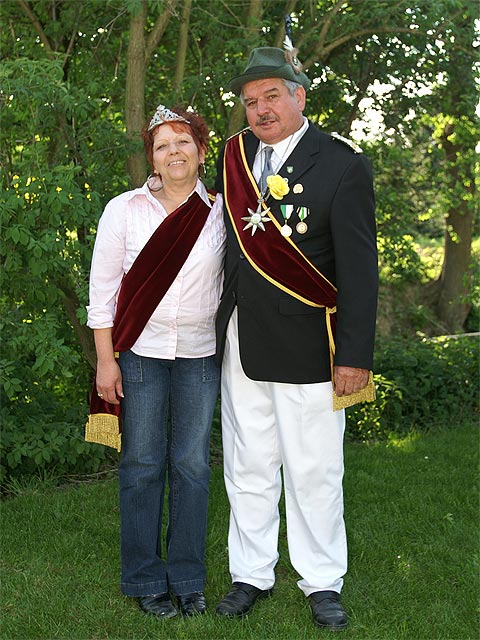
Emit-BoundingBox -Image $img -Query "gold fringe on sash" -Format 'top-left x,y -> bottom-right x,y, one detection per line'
85,414 -> 121,452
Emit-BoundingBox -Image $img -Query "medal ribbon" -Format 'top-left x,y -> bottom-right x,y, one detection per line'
280,204 -> 293,224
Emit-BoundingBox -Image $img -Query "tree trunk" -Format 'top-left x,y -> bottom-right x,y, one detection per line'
174,0 -> 192,94
226,0 -> 263,137
435,124 -> 474,332
125,1 -> 148,188
125,1 -> 178,187
432,17 -> 476,333
56,280 -> 97,370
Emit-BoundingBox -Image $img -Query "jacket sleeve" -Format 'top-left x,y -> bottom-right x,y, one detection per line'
330,153 -> 378,370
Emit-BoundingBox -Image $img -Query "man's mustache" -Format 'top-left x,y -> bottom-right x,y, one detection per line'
256,115 -> 278,126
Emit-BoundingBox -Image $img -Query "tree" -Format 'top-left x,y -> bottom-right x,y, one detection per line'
428,11 -> 477,331
125,0 -> 179,187
0,0 -> 477,480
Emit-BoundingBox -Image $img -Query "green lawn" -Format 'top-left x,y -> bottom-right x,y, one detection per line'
1,421 -> 478,640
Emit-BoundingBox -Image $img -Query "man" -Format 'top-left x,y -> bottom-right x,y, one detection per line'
214,47 -> 378,631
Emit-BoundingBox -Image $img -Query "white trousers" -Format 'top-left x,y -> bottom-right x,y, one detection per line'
221,310 -> 347,596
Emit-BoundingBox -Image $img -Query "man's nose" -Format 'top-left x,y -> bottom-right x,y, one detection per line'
256,97 -> 270,114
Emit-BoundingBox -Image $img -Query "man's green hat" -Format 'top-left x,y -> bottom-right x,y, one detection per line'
229,46 -> 311,96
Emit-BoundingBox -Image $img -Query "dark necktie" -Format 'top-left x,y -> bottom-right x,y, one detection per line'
259,146 -> 273,193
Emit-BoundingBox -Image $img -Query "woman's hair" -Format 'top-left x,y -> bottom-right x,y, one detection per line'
142,105 -> 210,171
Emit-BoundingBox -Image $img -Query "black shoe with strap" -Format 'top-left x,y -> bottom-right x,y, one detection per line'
216,581 -> 273,618
308,590 -> 348,631
177,591 -> 207,616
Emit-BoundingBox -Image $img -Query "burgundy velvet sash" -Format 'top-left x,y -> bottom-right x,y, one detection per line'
88,189 -> 214,423
223,132 -> 337,330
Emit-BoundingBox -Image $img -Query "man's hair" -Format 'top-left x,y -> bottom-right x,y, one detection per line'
239,78 -> 302,106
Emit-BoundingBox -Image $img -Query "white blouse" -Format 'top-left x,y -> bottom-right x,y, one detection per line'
87,180 -> 226,359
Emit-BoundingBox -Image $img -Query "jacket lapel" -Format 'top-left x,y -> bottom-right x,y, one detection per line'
276,122 -> 319,188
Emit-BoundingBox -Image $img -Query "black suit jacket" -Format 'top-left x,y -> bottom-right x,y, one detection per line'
215,122 -> 378,384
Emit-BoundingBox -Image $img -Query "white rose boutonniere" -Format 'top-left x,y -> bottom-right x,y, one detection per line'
267,175 -> 290,200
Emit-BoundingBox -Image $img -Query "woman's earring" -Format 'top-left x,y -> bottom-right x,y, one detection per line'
147,173 -> 163,192
199,163 -> 207,178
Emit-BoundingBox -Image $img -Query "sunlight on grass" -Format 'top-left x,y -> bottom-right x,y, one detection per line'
386,431 -> 421,451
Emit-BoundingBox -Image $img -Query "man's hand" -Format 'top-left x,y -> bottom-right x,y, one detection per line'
333,366 -> 369,397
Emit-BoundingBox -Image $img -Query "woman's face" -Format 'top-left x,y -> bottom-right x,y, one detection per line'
152,124 -> 205,185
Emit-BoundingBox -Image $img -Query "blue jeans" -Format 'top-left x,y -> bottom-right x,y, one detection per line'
118,351 -> 220,597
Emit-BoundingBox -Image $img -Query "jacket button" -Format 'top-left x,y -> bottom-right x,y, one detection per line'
239,254 -> 245,260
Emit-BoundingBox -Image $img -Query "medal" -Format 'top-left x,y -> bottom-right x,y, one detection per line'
296,206 -> 309,234
296,221 -> 308,234
280,204 -> 293,238
242,202 -> 271,235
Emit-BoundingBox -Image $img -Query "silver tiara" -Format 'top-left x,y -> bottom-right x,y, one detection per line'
148,105 -> 190,131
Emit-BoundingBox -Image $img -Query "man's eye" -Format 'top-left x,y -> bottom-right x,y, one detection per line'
246,101 -> 256,108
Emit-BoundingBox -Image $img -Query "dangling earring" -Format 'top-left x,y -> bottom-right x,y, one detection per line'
147,173 -> 163,192
199,163 -> 207,178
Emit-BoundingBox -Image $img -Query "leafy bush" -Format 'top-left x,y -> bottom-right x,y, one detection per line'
347,334 -> 479,440
2,334 -> 478,486
0,408 -> 111,487
0,300 -> 111,489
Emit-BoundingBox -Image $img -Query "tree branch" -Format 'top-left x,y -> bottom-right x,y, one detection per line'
174,0 -> 192,93
145,0 -> 179,61
17,0 -> 53,55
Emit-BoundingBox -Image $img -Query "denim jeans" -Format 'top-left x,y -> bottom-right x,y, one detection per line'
118,350 -> 220,597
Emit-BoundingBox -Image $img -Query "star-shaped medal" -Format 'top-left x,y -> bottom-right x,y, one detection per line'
242,205 -> 271,236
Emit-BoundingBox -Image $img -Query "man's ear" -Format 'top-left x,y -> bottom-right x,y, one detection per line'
295,86 -> 306,110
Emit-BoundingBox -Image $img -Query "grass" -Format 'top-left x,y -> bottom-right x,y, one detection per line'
1,421 -> 478,640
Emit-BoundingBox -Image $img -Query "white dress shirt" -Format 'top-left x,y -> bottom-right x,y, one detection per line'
87,180 -> 226,359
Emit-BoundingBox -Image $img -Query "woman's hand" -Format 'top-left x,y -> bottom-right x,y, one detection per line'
93,328 -> 124,405
96,358 -> 123,405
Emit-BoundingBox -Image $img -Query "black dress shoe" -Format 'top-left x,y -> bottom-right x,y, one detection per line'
309,591 -> 348,631
138,593 -> 177,618
177,591 -> 207,616
216,582 -> 273,618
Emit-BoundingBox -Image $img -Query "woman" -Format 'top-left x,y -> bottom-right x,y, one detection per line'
86,105 -> 225,618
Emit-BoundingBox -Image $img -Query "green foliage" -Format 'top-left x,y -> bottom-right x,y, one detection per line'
0,298 -> 107,488
347,335 -> 480,441
0,411 -> 110,486
0,0 -> 477,484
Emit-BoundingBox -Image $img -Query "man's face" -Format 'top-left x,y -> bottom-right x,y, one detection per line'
242,78 -> 306,144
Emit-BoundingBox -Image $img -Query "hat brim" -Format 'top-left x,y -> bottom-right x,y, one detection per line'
229,64 -> 311,96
